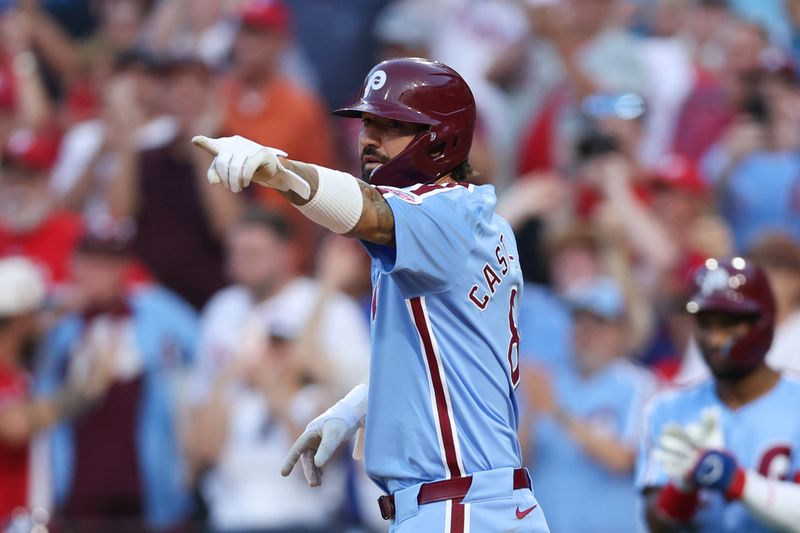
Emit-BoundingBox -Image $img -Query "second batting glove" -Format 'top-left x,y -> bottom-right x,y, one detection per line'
281,383 -> 367,487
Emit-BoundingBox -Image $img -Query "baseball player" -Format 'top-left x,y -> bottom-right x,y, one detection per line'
193,58 -> 549,532
637,257 -> 800,532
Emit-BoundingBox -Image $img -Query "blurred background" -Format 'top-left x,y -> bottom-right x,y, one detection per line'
1,0 -> 800,531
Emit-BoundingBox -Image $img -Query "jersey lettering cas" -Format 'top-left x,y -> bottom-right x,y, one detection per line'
362,182 -> 524,495
636,375 -> 800,532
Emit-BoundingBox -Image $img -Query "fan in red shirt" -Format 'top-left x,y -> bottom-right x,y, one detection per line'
0,257 -> 113,528
0,352 -> 28,522
0,256 -> 47,523
0,128 -> 83,284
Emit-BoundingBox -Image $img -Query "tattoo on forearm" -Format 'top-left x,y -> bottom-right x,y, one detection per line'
347,180 -> 395,245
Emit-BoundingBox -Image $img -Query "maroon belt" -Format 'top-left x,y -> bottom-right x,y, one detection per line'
377,468 -> 531,520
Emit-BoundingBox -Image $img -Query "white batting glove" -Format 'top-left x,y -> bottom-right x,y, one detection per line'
191,134 -> 310,198
655,423 -> 702,488
687,407 -> 724,449
654,407 -> 724,488
281,383 -> 367,487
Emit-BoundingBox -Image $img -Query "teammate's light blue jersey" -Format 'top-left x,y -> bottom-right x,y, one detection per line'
636,375 -> 800,532
361,182 -> 524,495
530,360 -> 655,532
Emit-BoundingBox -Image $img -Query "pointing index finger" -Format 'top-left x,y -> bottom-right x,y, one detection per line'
191,135 -> 220,156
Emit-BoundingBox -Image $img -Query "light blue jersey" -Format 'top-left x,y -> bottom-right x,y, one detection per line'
362,182 -> 525,495
530,360 -> 655,532
361,182 -> 550,532
636,375 -> 800,532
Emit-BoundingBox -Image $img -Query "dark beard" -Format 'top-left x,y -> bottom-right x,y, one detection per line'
708,364 -> 756,382
361,146 -> 389,181
703,350 -> 758,382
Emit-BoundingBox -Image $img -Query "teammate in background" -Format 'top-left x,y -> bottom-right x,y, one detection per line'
193,58 -> 549,532
637,257 -> 800,532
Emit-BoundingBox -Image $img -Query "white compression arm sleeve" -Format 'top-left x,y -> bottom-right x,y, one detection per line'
740,471 -> 800,532
295,164 -> 364,234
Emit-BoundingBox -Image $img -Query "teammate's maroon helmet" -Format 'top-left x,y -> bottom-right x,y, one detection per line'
686,257 -> 776,373
334,57 -> 476,188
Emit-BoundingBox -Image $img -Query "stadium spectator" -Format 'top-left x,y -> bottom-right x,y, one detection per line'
521,276 -> 656,532
0,128 -> 82,285
572,148 -> 663,352
748,233 -> 800,372
635,0 -> 695,168
50,48 -> 177,221
146,0 -> 237,68
672,16 -> 769,163
578,135 -> 677,278
636,154 -> 732,374
285,0 -> 391,110
372,0 -> 433,62
218,0 -> 336,272
497,179 -> 573,370
700,60 -> 800,252
34,226 -> 198,532
514,0 -> 645,175
727,0 -> 793,49
515,222 -> 628,372
646,154 -> 723,267
184,209 -> 369,531
0,8 -> 53,141
24,0 -> 156,124
107,57 -> 241,310
0,257 -> 115,529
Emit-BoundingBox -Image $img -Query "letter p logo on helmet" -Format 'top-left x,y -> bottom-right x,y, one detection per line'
364,70 -> 387,98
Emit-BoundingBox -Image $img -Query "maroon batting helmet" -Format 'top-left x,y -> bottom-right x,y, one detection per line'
686,257 -> 776,372
334,57 -> 476,188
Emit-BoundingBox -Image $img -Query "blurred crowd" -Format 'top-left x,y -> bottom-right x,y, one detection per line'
1,0 -> 800,531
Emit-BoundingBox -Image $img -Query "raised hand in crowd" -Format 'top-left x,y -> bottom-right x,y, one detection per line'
496,172 -> 570,231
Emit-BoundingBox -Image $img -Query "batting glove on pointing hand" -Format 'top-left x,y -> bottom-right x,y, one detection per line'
191,134 -> 310,198
281,383 -> 367,487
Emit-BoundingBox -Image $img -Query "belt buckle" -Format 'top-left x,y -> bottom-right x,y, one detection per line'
377,495 -> 395,520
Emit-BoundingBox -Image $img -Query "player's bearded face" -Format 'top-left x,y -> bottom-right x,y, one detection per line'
694,312 -> 758,381
358,114 -> 426,181
360,145 -> 390,181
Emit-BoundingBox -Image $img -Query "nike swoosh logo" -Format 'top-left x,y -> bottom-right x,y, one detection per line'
516,504 -> 537,519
